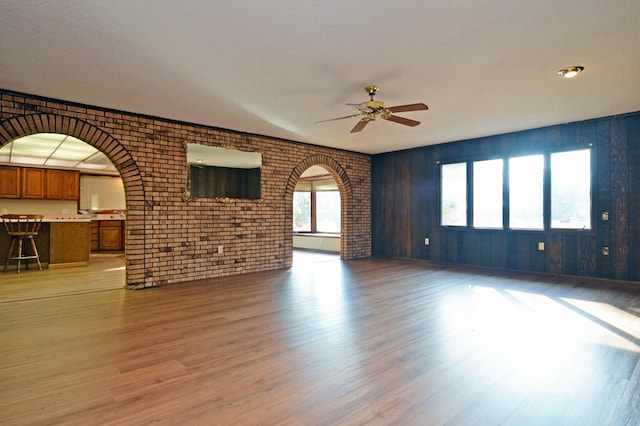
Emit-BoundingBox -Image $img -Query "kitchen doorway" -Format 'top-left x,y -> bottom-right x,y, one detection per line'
0,133 -> 127,297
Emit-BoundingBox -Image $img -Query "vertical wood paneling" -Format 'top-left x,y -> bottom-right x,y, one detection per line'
506,233 -> 517,270
491,233 -> 506,268
629,117 -> 640,281
610,117 -> 629,280
371,112 -> 640,283
596,120 -> 612,278
516,234 -> 529,270
578,235 -> 597,277
479,233 -> 492,267
562,234 -> 578,276
548,234 -> 562,274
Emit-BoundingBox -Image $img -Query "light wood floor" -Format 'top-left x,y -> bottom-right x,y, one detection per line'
0,254 -> 125,302
1,257 -> 639,425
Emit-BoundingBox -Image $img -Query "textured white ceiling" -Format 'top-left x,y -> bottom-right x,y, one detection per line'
1,0 -> 639,154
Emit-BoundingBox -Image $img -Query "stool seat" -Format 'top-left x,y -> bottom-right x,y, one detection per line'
2,214 -> 44,274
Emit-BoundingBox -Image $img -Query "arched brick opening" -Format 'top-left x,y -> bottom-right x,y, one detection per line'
0,113 -> 146,287
284,154 -> 355,267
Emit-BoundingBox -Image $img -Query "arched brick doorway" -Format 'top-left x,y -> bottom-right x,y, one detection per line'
284,154 -> 356,268
0,113 -> 146,287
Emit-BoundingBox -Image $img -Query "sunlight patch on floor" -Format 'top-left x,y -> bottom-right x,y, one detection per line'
560,297 -> 640,352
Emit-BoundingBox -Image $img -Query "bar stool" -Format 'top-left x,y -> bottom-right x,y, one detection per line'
2,214 -> 44,274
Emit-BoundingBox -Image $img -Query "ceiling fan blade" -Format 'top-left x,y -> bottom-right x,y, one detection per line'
386,103 -> 429,113
384,114 -> 421,127
346,103 -> 373,112
351,119 -> 370,133
314,113 -> 361,124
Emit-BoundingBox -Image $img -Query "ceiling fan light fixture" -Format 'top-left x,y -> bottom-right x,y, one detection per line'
316,85 -> 428,133
558,66 -> 584,78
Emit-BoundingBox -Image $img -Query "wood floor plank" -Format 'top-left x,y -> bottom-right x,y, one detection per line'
1,255 -> 639,424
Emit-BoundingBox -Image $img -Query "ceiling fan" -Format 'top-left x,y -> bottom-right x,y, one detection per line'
315,85 -> 428,133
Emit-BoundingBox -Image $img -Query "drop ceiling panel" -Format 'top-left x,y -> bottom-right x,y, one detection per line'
0,133 -> 117,175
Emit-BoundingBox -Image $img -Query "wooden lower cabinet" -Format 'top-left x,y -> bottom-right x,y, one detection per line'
100,226 -> 122,250
91,220 -> 124,252
49,222 -> 91,267
90,221 -> 99,251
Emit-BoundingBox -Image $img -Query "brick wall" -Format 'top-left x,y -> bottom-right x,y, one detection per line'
0,90 -> 372,287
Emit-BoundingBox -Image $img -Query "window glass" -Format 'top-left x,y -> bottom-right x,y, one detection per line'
441,162 -> 467,226
293,191 -> 311,232
551,149 -> 591,229
473,159 -> 503,228
316,191 -> 341,232
509,155 -> 544,229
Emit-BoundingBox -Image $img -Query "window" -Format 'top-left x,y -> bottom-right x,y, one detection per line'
551,149 -> 591,229
440,148 -> 591,231
509,154 -> 544,230
294,177 -> 340,233
316,191 -> 341,232
293,191 -> 311,232
441,162 -> 467,226
473,159 -> 503,228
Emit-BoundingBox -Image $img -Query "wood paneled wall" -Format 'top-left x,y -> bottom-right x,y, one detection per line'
372,112 -> 640,282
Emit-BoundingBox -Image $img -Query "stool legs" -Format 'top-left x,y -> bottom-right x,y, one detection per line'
3,236 -> 42,274
3,237 -> 16,272
16,238 -> 23,273
29,237 -> 42,271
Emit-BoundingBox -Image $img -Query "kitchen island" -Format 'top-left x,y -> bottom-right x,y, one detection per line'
0,216 -> 91,270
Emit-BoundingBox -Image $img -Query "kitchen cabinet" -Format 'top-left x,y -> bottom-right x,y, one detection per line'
21,168 -> 46,199
63,171 -> 80,200
46,169 -> 79,200
0,166 -> 80,200
0,220 -> 90,269
0,166 -> 21,198
100,226 -> 122,250
92,219 -> 125,251
49,221 -> 90,267
90,221 -> 99,251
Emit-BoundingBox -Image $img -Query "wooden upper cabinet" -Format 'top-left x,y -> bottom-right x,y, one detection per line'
0,166 -> 79,200
0,166 -> 21,198
63,170 -> 80,200
21,168 -> 46,199
46,169 -> 64,199
46,169 -> 79,200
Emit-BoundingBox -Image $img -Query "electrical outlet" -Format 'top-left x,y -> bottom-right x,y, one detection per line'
218,245 -> 223,254
424,238 -> 430,246
602,246 -> 609,256
601,212 -> 609,221
538,242 -> 545,251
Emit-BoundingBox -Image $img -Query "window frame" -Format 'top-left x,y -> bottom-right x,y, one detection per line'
438,145 -> 594,234
293,188 -> 342,235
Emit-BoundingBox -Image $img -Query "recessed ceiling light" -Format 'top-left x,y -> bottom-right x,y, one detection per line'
558,66 -> 584,78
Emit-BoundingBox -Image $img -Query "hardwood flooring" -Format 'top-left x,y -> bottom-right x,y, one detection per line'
0,253 -> 125,302
1,256 -> 639,425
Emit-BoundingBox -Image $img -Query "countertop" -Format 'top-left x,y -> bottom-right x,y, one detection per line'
43,216 -> 91,223
40,214 -> 125,222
